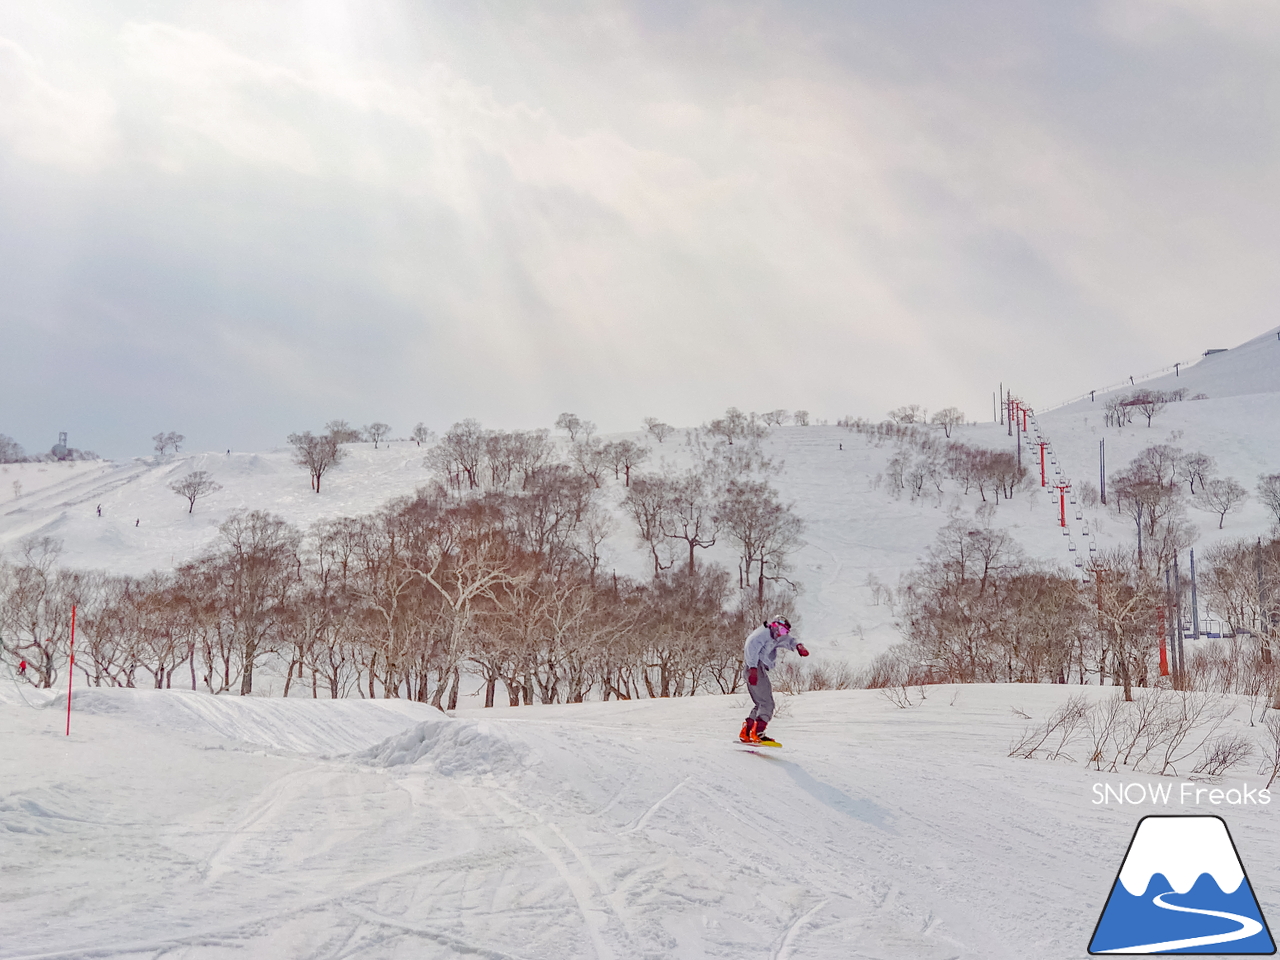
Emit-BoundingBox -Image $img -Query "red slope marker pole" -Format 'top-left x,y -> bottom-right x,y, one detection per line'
65,604 -> 76,736
1038,441 -> 1048,487
1157,606 -> 1169,677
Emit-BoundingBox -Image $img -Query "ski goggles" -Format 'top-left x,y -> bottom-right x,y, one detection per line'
770,622 -> 790,636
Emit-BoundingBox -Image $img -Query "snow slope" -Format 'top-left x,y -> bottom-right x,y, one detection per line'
0,426 -> 1094,667
5,327 -> 1280,666
1032,330 -> 1280,602
5,679 -> 1277,959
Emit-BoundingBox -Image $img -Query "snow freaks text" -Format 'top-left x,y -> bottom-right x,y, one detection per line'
1092,782 -> 1272,806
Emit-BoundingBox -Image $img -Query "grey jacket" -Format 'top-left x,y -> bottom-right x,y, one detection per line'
743,624 -> 800,673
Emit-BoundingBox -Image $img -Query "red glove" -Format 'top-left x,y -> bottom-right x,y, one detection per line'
797,644 -> 809,657
748,667 -> 759,686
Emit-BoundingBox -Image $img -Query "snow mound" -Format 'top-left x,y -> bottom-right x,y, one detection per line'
61,688 -> 430,754
358,717 -> 534,776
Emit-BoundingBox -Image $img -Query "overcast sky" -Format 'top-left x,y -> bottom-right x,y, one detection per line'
3,1 -> 1279,458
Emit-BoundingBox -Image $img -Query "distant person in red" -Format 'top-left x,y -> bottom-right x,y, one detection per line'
18,660 -> 26,676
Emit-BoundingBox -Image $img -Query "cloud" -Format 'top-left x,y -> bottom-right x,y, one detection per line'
1,1 -> 1279,455
0,35 -> 116,170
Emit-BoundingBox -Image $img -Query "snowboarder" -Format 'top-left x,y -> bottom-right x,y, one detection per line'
739,616 -> 808,746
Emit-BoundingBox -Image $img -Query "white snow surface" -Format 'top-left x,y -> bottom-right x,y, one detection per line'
1117,816 -> 1245,896
6,680 -> 1277,958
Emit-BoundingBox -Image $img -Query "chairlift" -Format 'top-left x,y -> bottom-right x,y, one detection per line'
1075,510 -> 1083,521
1062,526 -> 1070,536
1089,542 -> 1097,554
1068,541 -> 1077,552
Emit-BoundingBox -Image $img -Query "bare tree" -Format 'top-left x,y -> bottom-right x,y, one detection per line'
1134,444 -> 1183,489
887,405 -> 925,425
601,439 -> 649,486
0,536 -> 78,688
624,475 -> 676,575
761,409 -> 790,427
152,431 -> 185,455
717,480 -> 804,598
325,420 -> 363,443
556,412 -> 595,442
931,407 -> 965,438
1177,452 -> 1216,495
364,422 -> 392,449
287,431 -> 347,493
427,420 -> 487,490
571,439 -> 608,488
1194,478 -> 1247,529
643,417 -> 674,443
203,511 -> 302,695
169,470 -> 222,513
1258,474 -> 1280,525
1111,461 -> 1184,568
1089,550 -> 1161,700
792,410 -> 810,426
662,471 -> 720,575
411,423 -> 433,447
708,407 -> 762,446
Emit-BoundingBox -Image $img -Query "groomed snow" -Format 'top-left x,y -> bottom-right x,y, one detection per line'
4,679 -> 1278,958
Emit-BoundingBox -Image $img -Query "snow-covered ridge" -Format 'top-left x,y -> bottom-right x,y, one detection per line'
1117,817 -> 1245,896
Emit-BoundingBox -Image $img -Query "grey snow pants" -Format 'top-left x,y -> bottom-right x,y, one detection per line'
745,665 -> 774,723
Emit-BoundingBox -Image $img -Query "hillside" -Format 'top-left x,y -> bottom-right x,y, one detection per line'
7,340 -> 1280,668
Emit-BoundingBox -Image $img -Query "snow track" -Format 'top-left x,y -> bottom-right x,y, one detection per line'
3,684 -> 1278,958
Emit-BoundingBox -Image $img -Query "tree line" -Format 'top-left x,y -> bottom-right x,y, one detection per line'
1,411 -> 807,707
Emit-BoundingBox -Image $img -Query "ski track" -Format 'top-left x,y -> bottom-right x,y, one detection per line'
620,775 -> 690,835
774,899 -> 828,960
5,683 -> 1279,957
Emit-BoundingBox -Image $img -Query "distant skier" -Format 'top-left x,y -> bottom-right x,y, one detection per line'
135,518 -> 139,527
96,504 -> 101,517
739,616 -> 808,746
18,660 -> 26,676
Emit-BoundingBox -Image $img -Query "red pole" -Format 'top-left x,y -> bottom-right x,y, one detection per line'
1157,607 -> 1169,677
1038,441 -> 1047,487
1056,484 -> 1068,527
1022,407 -> 1028,432
65,605 -> 76,736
